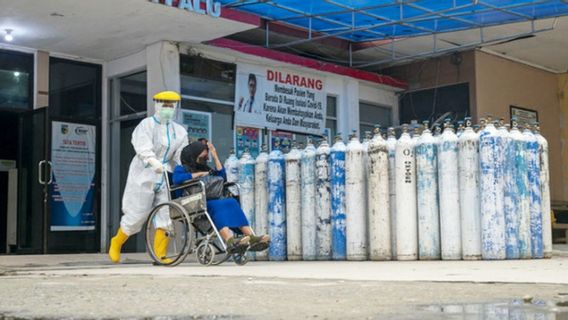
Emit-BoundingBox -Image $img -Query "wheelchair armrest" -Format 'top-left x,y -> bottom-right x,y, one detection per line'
170,179 -> 205,192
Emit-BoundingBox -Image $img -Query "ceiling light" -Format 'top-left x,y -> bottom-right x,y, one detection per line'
4,29 -> 13,42
14,72 -> 20,77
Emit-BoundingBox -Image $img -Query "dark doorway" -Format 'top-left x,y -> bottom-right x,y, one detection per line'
0,112 -> 19,253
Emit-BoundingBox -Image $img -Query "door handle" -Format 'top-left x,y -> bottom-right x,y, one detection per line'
38,160 -> 46,184
46,161 -> 53,184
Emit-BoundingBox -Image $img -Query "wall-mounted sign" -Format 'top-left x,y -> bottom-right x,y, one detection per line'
270,130 -> 293,153
234,63 -> 327,136
181,109 -> 212,143
149,0 -> 221,18
510,105 -> 538,128
236,126 -> 261,159
50,121 -> 97,231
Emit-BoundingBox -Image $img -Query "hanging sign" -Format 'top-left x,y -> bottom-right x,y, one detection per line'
50,122 -> 97,231
234,63 -> 327,136
149,0 -> 221,18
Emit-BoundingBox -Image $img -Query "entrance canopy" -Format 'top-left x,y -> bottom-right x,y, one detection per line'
220,0 -> 568,43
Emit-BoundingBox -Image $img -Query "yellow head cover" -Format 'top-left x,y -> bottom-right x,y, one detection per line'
153,91 -> 181,102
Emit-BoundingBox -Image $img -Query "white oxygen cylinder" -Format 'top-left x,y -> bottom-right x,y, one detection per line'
285,142 -> 302,261
345,131 -> 367,260
367,125 -> 391,260
268,143 -> 286,261
315,139 -> 332,260
510,120 -> 531,259
386,127 -> 397,260
224,149 -> 239,195
534,124 -> 553,259
416,121 -> 440,260
254,144 -> 269,261
500,122 -> 521,260
395,124 -> 418,261
438,120 -> 462,260
458,117 -> 481,260
300,139 -> 317,260
479,118 -> 506,260
524,127 -> 544,259
238,149 -> 256,227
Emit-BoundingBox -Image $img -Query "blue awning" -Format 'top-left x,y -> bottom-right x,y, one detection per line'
220,0 -> 568,42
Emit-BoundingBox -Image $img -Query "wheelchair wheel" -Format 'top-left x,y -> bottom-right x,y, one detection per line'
196,242 -> 215,266
233,253 -> 249,266
146,201 -> 194,267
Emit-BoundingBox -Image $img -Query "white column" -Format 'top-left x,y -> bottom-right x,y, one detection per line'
338,78 -> 359,140
146,41 -> 181,113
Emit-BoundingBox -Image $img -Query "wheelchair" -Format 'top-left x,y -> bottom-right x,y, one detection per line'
145,172 -> 250,267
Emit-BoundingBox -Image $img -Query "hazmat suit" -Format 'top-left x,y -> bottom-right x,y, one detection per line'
109,91 -> 188,263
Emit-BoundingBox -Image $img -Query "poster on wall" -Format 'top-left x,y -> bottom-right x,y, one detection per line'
235,126 -> 261,158
270,130 -> 293,153
50,121 -> 96,231
181,110 -> 212,143
234,63 -> 327,136
510,105 -> 538,128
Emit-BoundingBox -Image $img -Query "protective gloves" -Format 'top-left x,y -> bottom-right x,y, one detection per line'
147,158 -> 165,174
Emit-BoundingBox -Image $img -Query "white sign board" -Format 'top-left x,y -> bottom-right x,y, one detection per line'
234,63 -> 327,136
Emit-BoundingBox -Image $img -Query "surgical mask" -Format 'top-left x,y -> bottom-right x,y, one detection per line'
159,107 -> 175,122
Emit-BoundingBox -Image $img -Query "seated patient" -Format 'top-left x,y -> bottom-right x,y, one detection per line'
173,141 -> 270,253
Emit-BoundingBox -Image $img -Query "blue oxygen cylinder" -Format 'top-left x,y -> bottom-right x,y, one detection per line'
416,121 -> 440,260
524,127 -> 543,259
268,142 -> 286,261
395,124 -> 418,261
254,144 -> 269,261
315,139 -> 332,260
301,139 -> 317,260
458,117 -> 481,260
238,149 -> 256,231
367,125 -> 391,260
479,117 -> 506,260
510,120 -> 531,259
534,124 -> 553,259
285,142 -> 302,261
330,134 -> 347,260
501,122 -> 520,259
345,131 -> 367,261
438,120 -> 462,260
386,127 -> 397,260
224,149 -> 239,195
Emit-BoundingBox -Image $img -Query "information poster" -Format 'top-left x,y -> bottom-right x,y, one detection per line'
510,105 -> 538,128
181,109 -> 212,143
271,130 -> 293,153
50,121 -> 96,231
234,63 -> 327,136
236,126 -> 261,158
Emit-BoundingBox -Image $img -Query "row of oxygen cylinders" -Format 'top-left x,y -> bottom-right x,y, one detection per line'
224,116 -> 552,261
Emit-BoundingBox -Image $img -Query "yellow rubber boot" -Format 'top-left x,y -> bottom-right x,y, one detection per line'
109,227 -> 129,263
154,228 -> 173,264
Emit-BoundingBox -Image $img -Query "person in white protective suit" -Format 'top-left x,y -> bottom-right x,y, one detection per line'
108,91 -> 188,264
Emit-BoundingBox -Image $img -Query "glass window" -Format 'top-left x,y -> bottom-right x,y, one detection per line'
326,96 -> 337,141
180,55 -> 236,102
119,71 -> 147,116
181,99 -> 233,162
49,58 -> 101,119
0,50 -> 33,110
359,101 -> 392,138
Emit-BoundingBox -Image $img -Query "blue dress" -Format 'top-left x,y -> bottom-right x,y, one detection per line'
172,165 -> 249,230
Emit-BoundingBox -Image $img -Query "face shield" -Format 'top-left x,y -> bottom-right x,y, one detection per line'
154,100 -> 179,123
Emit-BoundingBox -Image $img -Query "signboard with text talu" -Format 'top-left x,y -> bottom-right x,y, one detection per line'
234,63 -> 327,136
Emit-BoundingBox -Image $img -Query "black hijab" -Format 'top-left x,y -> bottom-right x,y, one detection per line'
181,142 -> 211,173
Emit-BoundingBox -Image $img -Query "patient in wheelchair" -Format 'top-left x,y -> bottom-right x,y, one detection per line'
173,141 -> 270,253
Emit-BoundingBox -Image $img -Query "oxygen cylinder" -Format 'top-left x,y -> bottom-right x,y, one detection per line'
224,149 -> 239,195
501,123 -> 520,259
367,125 -> 391,260
438,120 -> 462,260
509,120 -> 531,259
315,139 -> 332,260
416,121 -> 440,260
524,127 -> 543,259
458,117 -> 481,260
268,143 -> 286,261
534,124 -> 553,259
330,134 -> 347,260
433,125 -> 442,143
238,149 -> 256,230
345,131 -> 367,260
396,124 -> 418,260
301,139 -> 317,260
456,121 -> 465,138
284,142 -> 302,261
479,118 -> 506,260
254,144 -> 269,261
386,128 -> 397,260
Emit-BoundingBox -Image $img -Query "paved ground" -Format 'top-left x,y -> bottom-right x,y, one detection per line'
1,246 -> 568,319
